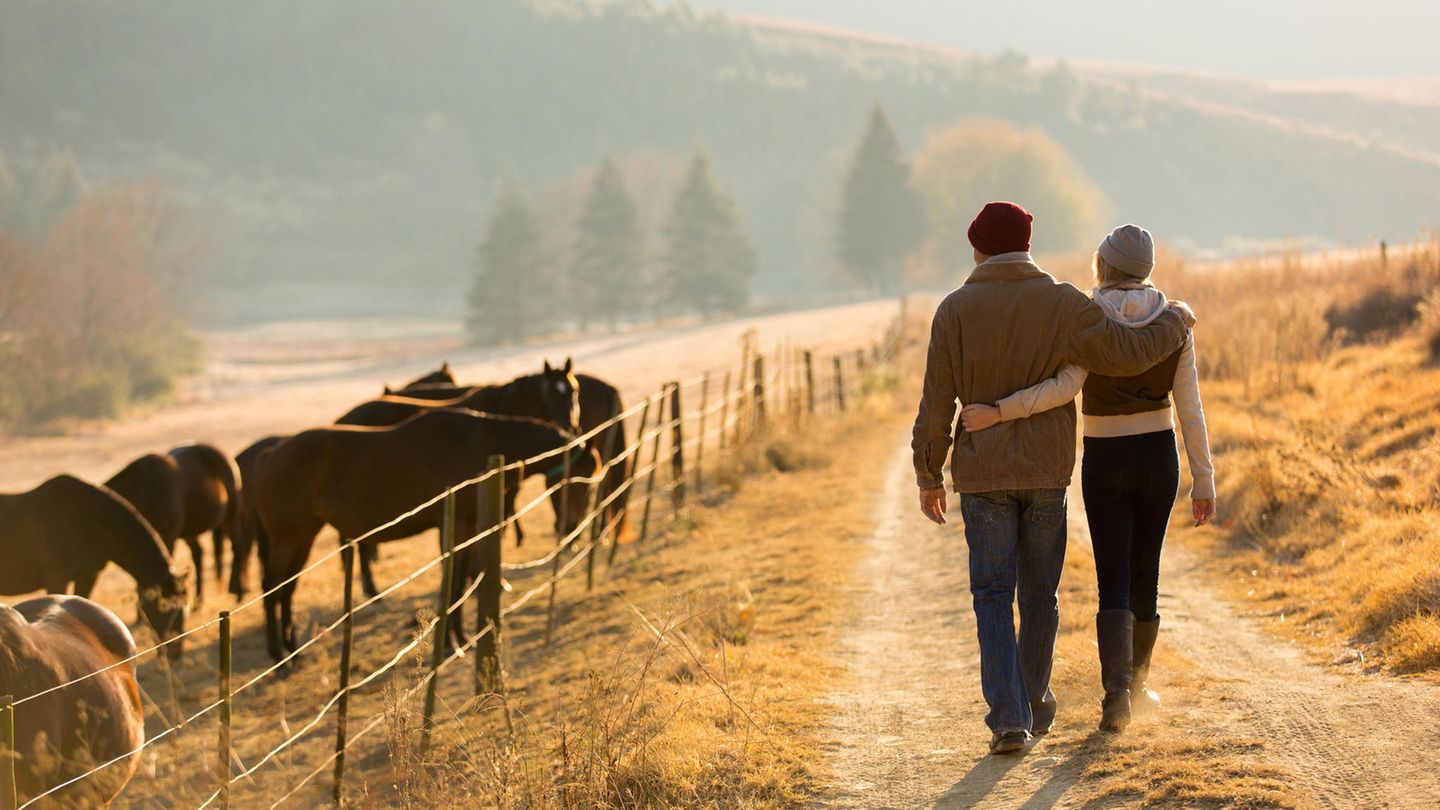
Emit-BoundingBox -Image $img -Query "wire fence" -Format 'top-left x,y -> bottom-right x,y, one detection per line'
0,312 -> 907,809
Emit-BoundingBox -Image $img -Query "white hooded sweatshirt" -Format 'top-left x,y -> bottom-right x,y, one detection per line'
994,284 -> 1215,500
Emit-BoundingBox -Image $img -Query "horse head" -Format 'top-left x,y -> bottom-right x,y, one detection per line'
139,567 -> 190,659
539,358 -> 581,434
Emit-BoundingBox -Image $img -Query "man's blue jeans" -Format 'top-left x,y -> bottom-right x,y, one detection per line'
959,488 -> 1068,735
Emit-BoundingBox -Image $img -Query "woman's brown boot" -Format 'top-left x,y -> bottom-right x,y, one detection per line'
1131,617 -> 1162,712
1097,609 -> 1134,733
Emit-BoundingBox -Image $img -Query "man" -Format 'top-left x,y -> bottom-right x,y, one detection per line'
911,201 -> 1191,755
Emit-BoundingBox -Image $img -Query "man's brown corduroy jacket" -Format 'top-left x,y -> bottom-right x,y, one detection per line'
911,258 -> 1188,493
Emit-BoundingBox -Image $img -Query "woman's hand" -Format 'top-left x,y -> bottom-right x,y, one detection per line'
918,486 -> 947,525
961,403 -> 1002,432
1192,497 -> 1216,526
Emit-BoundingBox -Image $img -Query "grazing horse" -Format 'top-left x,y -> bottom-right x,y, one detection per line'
0,596 -> 146,807
339,360 -> 582,552
105,443 -> 238,608
0,476 -> 188,655
252,409 -> 597,661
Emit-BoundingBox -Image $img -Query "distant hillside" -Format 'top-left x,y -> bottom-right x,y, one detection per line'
3,0 -> 1437,321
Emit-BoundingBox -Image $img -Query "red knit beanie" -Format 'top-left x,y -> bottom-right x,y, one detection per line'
967,201 -> 1033,256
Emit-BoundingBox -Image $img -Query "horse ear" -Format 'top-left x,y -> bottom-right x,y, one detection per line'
543,359 -> 553,373
563,357 -> 573,374
441,361 -> 450,373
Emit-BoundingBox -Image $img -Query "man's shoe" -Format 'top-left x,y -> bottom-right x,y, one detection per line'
989,730 -> 1028,755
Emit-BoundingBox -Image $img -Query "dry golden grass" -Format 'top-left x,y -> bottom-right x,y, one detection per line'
367,386 -> 911,808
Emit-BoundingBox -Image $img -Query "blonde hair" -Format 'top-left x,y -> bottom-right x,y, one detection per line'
1093,252 -> 1154,290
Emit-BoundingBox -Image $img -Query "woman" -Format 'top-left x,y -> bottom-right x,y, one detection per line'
960,224 -> 1215,733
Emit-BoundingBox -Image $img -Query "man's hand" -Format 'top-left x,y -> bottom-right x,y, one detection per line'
919,486 -> 948,525
1192,497 -> 1216,526
1169,300 -> 1197,328
961,403 -> 1002,432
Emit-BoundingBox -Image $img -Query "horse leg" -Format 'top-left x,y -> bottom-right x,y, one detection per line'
211,525 -> 228,589
359,540 -> 379,598
507,487 -> 523,547
264,590 -> 283,662
183,535 -> 205,609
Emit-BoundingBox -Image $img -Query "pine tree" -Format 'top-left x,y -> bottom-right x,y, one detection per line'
467,182 -> 554,345
836,103 -> 926,294
570,155 -> 644,331
662,149 -> 757,316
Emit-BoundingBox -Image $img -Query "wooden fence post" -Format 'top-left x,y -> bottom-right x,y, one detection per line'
669,381 -> 685,509
833,355 -> 846,413
694,373 -> 709,494
637,387 -> 667,545
753,356 -> 766,424
216,610 -> 232,809
420,490 -> 458,752
718,371 -> 732,452
544,447 -> 570,646
2,694 -> 16,810
475,457 -> 505,694
610,399 -> 650,566
803,350 -> 815,416
331,548 -> 353,804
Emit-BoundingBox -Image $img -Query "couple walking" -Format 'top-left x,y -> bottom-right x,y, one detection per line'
911,201 -> 1215,754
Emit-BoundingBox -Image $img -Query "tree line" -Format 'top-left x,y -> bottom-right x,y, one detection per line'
467,148 -> 757,344
467,102 -> 1104,345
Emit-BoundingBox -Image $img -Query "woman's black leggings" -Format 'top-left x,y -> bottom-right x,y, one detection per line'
1081,430 -> 1180,621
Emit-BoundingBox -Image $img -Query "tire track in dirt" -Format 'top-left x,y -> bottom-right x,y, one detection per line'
818,431 -> 1440,808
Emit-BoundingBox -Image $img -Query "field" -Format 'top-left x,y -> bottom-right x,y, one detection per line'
9,239 -> 1440,807
0,300 -> 902,806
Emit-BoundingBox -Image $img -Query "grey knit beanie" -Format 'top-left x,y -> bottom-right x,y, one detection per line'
1097,224 -> 1155,278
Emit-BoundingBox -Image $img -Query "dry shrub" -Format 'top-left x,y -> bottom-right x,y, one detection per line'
1324,285 -> 1424,344
0,182 -> 202,428
1419,290 -> 1440,365
1384,615 -> 1440,673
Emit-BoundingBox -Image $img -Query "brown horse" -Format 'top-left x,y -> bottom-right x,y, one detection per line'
104,443 -> 238,609
252,409 -> 597,661
339,360 -> 582,552
0,476 -> 188,655
0,595 -> 146,806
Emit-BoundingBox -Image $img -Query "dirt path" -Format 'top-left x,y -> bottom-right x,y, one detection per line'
818,433 -> 1440,808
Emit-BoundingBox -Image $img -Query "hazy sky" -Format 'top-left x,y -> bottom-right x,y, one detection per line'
693,1 -> 1440,81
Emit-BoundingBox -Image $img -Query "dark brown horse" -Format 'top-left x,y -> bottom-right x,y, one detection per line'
360,360 -> 635,543
0,476 -> 188,654
0,595 -> 146,806
339,360 -> 582,551
252,409 -> 596,661
105,443 -> 238,608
